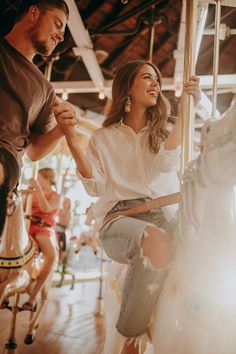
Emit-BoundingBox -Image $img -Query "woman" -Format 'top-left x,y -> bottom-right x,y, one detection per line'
23,167 -> 60,311
55,59 -> 200,353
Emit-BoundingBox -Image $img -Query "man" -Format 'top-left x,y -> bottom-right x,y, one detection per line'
0,0 -> 78,236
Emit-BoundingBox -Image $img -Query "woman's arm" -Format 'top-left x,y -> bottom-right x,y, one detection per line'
29,179 -> 60,212
26,125 -> 63,161
27,97 -> 75,161
56,113 -> 105,196
65,130 -> 92,179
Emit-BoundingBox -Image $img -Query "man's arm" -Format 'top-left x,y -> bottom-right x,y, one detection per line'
26,98 -> 77,161
26,124 -> 63,161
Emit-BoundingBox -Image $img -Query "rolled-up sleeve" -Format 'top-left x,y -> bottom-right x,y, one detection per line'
155,143 -> 181,172
76,135 -> 105,196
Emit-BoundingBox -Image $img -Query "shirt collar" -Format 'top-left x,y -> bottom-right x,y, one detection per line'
120,118 -> 150,131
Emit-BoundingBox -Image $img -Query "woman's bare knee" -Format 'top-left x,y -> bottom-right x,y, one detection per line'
140,226 -> 172,268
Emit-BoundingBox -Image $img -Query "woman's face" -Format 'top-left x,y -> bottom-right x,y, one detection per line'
128,64 -> 160,109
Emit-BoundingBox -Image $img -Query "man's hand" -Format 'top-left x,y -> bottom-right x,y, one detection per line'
183,76 -> 201,106
53,96 -> 79,135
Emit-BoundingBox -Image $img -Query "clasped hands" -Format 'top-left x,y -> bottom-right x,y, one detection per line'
53,96 -> 79,135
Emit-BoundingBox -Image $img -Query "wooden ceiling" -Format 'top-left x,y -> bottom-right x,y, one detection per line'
1,0 -> 236,114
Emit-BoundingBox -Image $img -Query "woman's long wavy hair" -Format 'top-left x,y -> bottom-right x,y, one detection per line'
103,59 -> 171,154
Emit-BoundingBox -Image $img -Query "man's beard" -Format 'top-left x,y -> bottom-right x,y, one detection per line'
28,20 -> 53,56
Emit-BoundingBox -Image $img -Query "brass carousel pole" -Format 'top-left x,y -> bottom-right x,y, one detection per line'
181,0 -> 197,173
94,248 -> 105,316
149,6 -> 155,62
212,0 -> 222,118
149,26 -> 155,62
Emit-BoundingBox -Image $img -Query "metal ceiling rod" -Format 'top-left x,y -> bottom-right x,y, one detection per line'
90,17 -> 144,36
204,26 -> 236,36
95,0 -> 159,33
212,0 -> 222,119
173,0 -> 187,98
181,0 -> 197,171
203,0 -> 236,6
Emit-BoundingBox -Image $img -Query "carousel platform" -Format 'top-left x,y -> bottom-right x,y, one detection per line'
0,278 -> 105,354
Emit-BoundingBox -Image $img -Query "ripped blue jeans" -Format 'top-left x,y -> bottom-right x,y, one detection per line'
99,198 -> 178,338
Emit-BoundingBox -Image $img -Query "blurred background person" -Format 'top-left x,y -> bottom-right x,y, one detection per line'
23,167 -> 60,311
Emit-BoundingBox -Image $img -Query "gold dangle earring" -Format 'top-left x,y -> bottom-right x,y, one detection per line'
124,96 -> 131,113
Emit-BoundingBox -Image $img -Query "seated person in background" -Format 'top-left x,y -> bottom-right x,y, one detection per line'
23,167 -> 60,311
56,196 -> 72,267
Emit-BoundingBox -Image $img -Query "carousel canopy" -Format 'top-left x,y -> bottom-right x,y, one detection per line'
0,0 -> 235,142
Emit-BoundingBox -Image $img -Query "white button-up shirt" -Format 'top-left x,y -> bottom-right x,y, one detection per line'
77,121 -> 180,223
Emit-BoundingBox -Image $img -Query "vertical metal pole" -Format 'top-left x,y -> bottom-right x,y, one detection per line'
149,26 -> 155,62
149,6 -> 155,62
56,152 -> 63,194
181,0 -> 197,173
95,249 -> 104,316
212,0 -> 222,118
44,59 -> 53,82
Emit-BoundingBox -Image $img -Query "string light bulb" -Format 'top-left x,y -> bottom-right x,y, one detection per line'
98,91 -> 105,100
62,90 -> 68,101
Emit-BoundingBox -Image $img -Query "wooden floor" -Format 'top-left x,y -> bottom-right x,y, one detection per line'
0,279 -> 105,354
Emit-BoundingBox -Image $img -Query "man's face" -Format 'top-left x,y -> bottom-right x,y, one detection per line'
28,7 -> 67,56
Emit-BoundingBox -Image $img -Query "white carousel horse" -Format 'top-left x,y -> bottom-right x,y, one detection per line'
103,100 -> 236,354
152,100 -> 236,353
0,193 -> 49,349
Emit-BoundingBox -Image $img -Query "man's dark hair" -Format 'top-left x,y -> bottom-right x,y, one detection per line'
16,0 -> 69,21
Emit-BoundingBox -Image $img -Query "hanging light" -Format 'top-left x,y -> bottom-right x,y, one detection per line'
98,91 -> 105,100
62,90 -> 68,101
